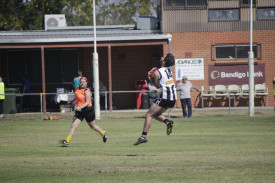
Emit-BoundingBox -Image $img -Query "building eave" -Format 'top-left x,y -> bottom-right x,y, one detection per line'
0,29 -> 172,44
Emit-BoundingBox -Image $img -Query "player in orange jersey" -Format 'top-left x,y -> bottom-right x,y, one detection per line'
59,77 -> 107,147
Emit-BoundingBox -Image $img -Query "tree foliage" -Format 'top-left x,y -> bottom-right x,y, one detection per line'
0,0 -> 27,30
98,0 -> 153,25
0,0 -> 155,30
62,0 -> 94,26
0,0 -> 68,30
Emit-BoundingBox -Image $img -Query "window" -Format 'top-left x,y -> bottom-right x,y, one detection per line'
165,0 -> 207,8
7,49 -> 78,85
45,49 -> 78,84
166,0 -> 183,6
241,0 -> 256,5
216,45 -> 235,59
257,8 -> 275,20
8,50 -> 26,84
214,44 -> 259,60
240,0 -> 256,7
209,9 -> 239,21
187,0 -> 206,6
26,50 -> 42,84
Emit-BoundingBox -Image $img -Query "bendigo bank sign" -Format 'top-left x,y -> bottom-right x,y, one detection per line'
209,64 -> 265,85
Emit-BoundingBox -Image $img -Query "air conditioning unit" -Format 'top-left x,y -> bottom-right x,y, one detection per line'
136,16 -> 158,30
44,14 -> 67,31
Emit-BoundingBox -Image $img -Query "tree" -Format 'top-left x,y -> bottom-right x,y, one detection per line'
24,0 -> 68,30
0,0 -> 156,30
62,0 -> 94,26
0,0 -> 68,30
98,0 -> 154,25
0,1 -> 26,30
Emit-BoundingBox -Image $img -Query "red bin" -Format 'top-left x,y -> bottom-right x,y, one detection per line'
135,80 -> 148,109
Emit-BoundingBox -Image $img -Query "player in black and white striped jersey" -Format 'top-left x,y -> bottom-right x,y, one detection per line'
158,65 -> 177,102
134,53 -> 177,146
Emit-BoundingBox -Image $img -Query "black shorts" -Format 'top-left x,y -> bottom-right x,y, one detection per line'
154,98 -> 176,108
74,106 -> 95,122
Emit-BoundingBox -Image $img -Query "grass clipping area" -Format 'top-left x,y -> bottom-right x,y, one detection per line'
0,111 -> 274,183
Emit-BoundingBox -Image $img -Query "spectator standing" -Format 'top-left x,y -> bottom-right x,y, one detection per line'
73,71 -> 82,92
148,82 -> 159,92
0,76 -> 5,118
176,75 -> 199,118
147,82 -> 160,107
71,71 -> 82,110
22,75 -> 31,111
22,75 -> 31,93
99,80 -> 107,109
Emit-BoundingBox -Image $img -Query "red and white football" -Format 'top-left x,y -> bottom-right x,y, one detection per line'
149,67 -> 158,79
52,116 -> 60,120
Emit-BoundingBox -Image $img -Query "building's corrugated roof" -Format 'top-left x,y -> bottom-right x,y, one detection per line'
0,26 -> 171,44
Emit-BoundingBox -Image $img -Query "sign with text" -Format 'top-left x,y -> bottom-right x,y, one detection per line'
175,58 -> 204,80
209,64 -> 265,85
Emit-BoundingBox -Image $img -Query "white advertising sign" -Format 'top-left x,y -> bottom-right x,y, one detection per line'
175,58 -> 204,80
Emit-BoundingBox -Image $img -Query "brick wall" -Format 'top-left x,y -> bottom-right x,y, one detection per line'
78,30 -> 275,109
170,30 -> 275,108
1,31 -> 273,110
80,45 -> 163,109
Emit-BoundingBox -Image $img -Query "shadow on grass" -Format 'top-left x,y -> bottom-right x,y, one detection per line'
134,116 -> 180,119
110,154 -> 157,157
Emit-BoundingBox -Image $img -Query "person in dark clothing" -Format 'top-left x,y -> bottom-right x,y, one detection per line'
22,75 -> 31,111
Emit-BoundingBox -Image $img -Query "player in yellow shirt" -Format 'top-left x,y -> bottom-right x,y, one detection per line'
0,76 -> 5,118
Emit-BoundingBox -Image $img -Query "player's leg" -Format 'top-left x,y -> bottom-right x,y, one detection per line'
154,113 -> 174,135
68,117 -> 82,137
59,117 -> 82,147
134,103 -> 166,145
134,103 -> 160,145
153,108 -> 168,122
153,100 -> 175,135
143,103 -> 165,132
86,110 -> 107,143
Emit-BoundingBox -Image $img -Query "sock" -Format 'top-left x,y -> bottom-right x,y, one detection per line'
66,136 -> 72,143
100,130 -> 105,137
141,131 -> 147,139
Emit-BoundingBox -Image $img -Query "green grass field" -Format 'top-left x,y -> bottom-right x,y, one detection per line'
0,112 -> 275,183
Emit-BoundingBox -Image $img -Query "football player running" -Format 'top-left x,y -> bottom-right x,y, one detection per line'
59,77 -> 107,147
134,53 -> 177,145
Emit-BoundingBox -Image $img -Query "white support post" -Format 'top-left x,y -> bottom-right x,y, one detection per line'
168,34 -> 172,53
248,0 -> 255,117
248,52 -> 255,117
168,34 -> 172,118
93,53 -> 100,119
93,0 -> 100,119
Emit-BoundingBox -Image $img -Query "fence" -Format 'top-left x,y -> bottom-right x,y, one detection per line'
1,90 -> 157,119
0,89 -> 274,119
